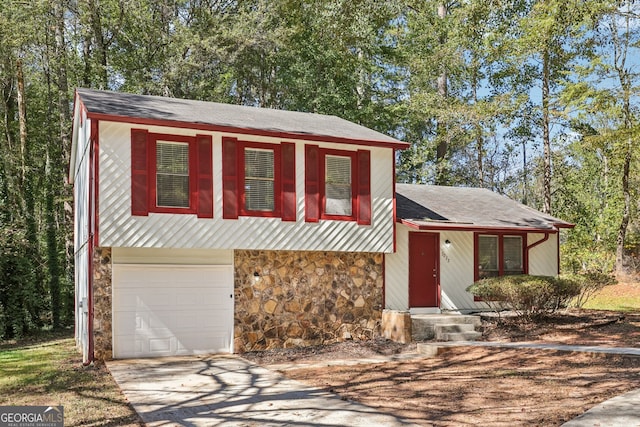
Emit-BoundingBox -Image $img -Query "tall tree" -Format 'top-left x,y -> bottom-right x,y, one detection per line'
434,2 -> 450,185
514,0 -> 596,214
560,0 -> 639,274
609,1 -> 639,274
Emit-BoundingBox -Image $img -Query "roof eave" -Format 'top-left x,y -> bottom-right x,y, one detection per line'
398,219 -> 561,234
83,111 -> 410,150
554,223 -> 575,229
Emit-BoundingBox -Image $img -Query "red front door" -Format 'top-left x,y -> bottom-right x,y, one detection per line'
409,232 -> 440,308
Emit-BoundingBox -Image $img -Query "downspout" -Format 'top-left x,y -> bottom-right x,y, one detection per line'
385,149 -> 396,311
83,120 -> 98,366
85,240 -> 94,366
557,232 -> 561,275
524,232 -> 550,275
392,149 -> 397,253
382,254 -> 386,309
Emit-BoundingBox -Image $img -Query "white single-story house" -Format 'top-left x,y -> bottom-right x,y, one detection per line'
386,184 -> 574,314
70,88 -> 572,363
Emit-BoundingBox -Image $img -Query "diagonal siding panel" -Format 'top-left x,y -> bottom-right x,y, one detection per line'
98,121 -> 395,252
384,225 -> 409,310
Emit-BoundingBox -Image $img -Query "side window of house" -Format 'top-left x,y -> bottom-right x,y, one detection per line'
222,137 -> 296,221
131,129 -> 213,218
304,145 -> 371,224
476,234 -> 524,280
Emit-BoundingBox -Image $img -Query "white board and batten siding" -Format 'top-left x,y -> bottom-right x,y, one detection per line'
385,225 -> 560,313
111,248 -> 234,358
71,102 -> 92,363
97,121 -> 395,253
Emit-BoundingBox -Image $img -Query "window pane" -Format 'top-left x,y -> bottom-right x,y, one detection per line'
325,155 -> 352,215
156,141 -> 189,208
245,148 -> 274,211
504,236 -> 523,274
478,235 -> 498,279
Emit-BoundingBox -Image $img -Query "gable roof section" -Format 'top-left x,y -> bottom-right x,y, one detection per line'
74,88 -> 408,149
396,184 -> 574,232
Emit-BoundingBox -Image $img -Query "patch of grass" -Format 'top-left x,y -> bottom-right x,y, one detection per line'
583,282 -> 640,312
0,332 -> 141,426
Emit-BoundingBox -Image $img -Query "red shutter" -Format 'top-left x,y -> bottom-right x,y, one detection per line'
305,145 -> 320,222
357,150 -> 371,225
281,142 -> 296,221
196,134 -> 213,218
131,129 -> 149,216
222,136 -> 239,219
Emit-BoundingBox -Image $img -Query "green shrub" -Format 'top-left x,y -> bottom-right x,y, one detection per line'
466,275 -> 582,321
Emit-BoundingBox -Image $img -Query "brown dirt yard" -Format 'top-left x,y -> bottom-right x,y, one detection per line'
243,309 -> 640,426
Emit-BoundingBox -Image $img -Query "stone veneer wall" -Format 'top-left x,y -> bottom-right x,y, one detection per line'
93,247 -> 113,360
234,250 -> 384,352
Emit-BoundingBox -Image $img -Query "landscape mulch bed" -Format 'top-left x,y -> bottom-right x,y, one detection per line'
243,309 -> 640,426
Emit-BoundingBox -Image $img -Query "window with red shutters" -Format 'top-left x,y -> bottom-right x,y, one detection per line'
241,143 -> 280,217
222,138 -> 296,220
130,129 -> 213,217
305,146 -> 371,224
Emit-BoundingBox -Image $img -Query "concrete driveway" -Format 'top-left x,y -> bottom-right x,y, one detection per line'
107,355 -> 418,426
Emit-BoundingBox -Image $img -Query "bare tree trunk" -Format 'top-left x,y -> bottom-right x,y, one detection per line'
90,0 -> 108,88
471,61 -> 484,186
613,6 -> 633,275
17,58 -> 27,188
55,0 -> 71,164
435,2 -> 449,185
522,141 -> 528,205
1,58 -> 17,209
54,0 -> 75,323
616,137 -> 631,274
615,73 -> 632,275
541,48 -> 552,214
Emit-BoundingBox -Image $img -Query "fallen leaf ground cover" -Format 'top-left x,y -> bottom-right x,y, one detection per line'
246,307 -> 640,426
0,333 -> 142,427
283,347 -> 640,426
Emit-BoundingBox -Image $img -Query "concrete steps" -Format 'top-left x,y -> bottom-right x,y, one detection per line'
411,314 -> 482,342
434,323 -> 482,341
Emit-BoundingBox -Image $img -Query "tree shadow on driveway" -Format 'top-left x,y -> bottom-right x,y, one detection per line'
107,355 -> 418,426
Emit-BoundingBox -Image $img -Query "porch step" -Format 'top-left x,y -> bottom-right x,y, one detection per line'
411,314 -> 482,342
434,323 -> 482,341
440,330 -> 483,341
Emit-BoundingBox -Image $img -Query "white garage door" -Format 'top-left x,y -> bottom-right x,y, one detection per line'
112,264 -> 234,358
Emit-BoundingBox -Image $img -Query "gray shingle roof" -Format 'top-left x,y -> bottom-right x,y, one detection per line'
76,88 -> 408,148
396,184 -> 573,231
